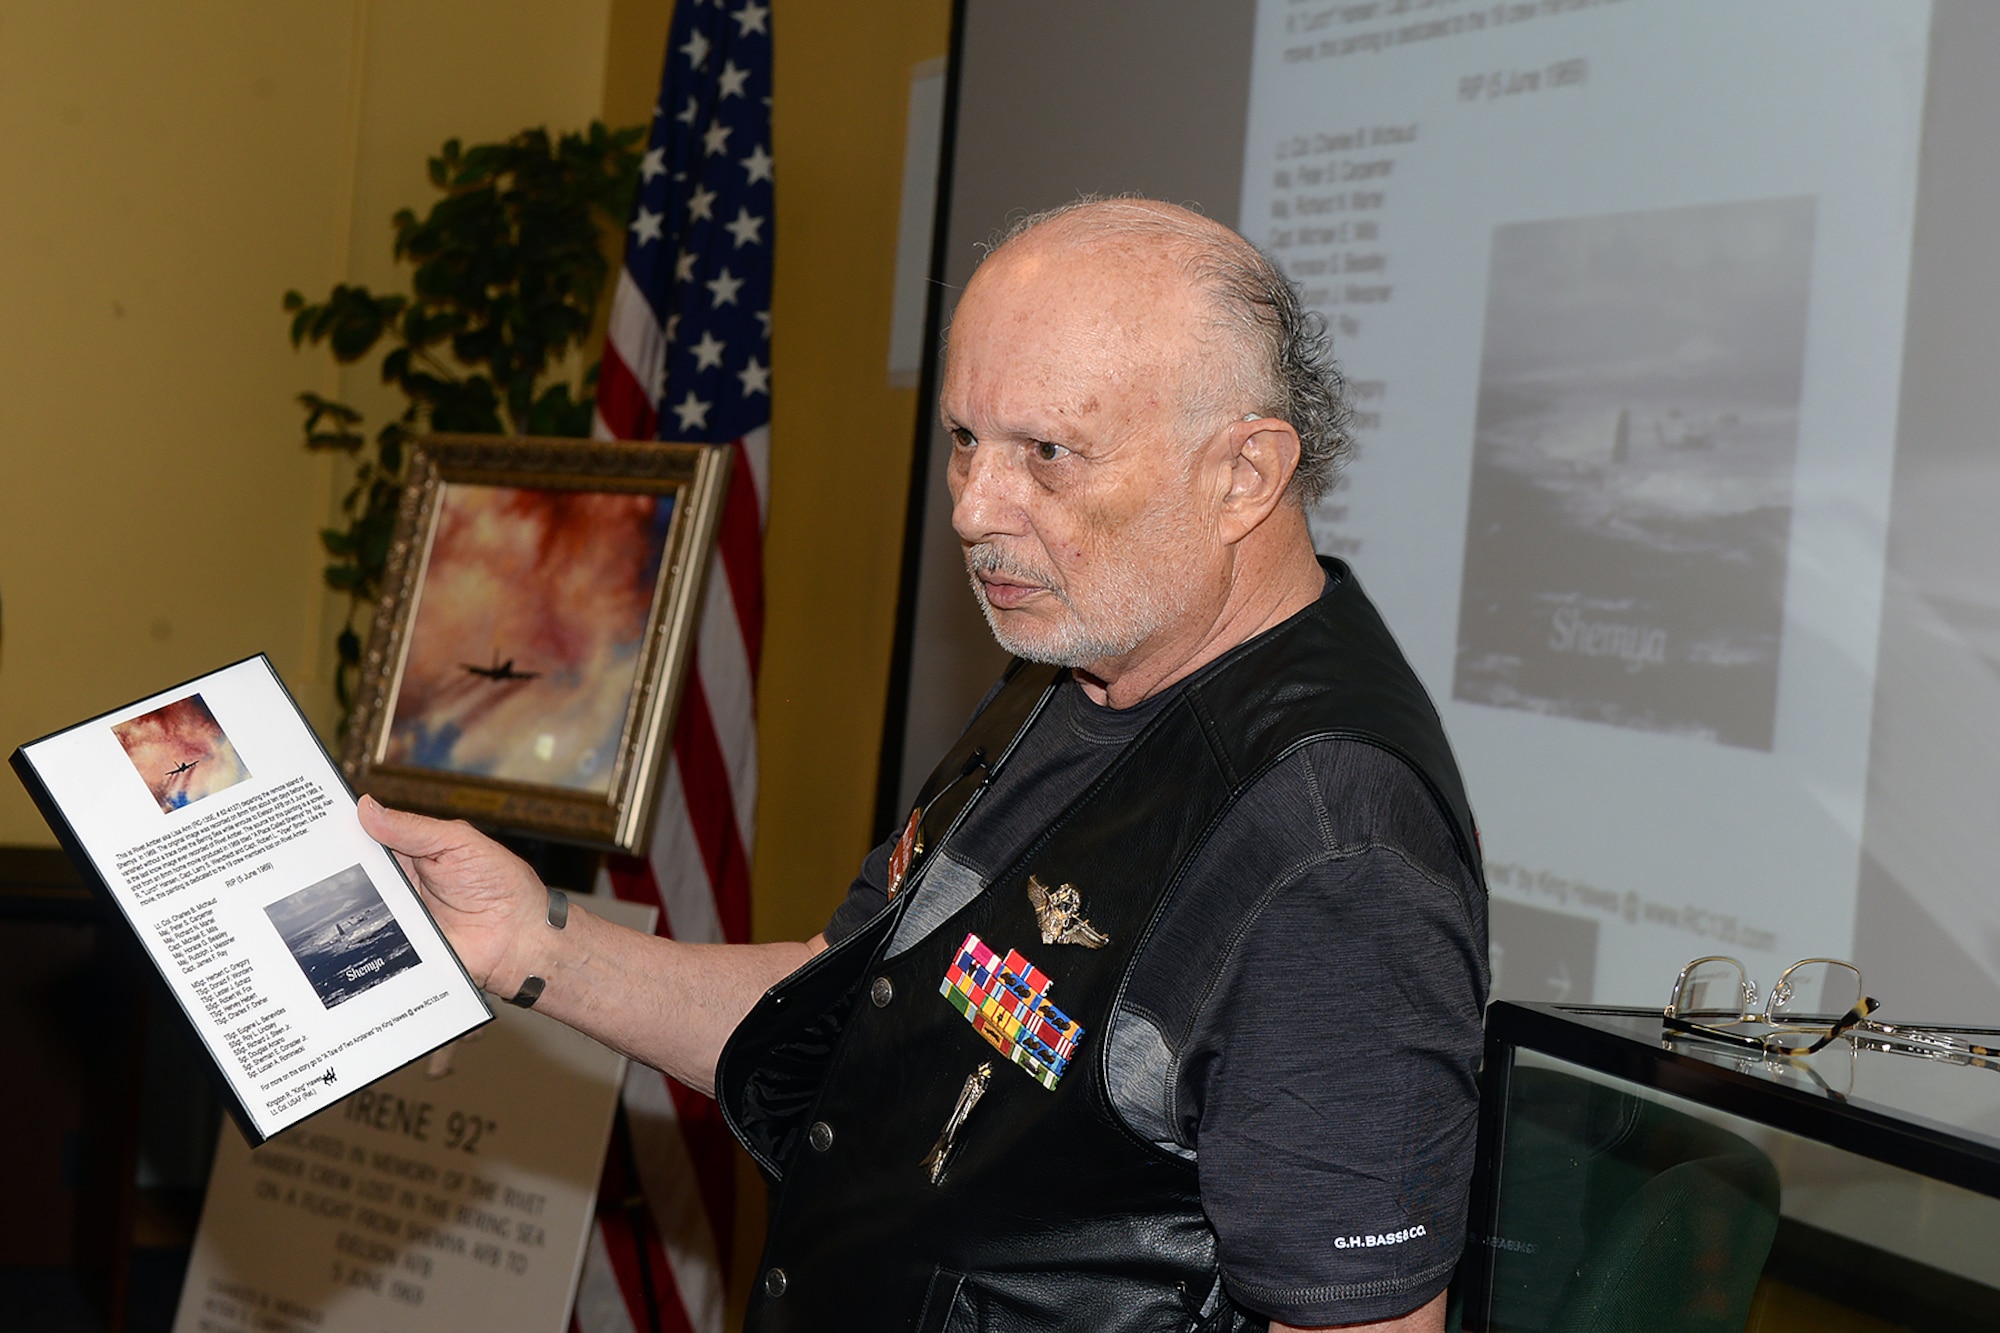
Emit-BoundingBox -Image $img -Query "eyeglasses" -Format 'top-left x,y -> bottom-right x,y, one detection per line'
1665,954 -> 2000,1066
1663,956 -> 1876,1055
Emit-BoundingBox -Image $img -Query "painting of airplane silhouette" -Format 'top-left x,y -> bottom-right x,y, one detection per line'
264,864 -> 419,1009
382,482 -> 676,794
112,693 -> 251,815
461,652 -> 540,682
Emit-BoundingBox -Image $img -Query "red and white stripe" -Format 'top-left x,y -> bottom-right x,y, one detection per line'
574,231 -> 768,1333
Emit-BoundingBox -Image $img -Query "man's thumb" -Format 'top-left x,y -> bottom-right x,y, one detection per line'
357,794 -> 461,858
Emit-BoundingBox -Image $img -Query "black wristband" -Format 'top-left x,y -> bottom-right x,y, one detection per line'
505,888 -> 569,1009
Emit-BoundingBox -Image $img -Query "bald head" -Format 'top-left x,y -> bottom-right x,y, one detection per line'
939,198 -> 1338,704
977,198 -> 1349,505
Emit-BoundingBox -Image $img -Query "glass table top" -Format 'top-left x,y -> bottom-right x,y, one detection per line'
1490,1002 -> 2000,1190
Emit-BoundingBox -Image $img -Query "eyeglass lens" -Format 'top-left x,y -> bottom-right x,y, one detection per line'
1676,958 -> 1752,1020
1767,960 -> 1862,1025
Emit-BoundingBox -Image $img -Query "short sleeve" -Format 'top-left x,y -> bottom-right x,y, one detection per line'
823,834 -> 894,945
1174,767 -> 1487,1325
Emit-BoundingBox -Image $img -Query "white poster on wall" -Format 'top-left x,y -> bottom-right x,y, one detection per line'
1241,0 -> 1933,1002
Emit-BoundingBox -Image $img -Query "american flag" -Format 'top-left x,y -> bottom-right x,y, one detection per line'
576,2 -> 771,1330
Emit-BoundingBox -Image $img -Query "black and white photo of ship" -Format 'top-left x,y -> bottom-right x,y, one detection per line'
263,864 -> 419,1008
1453,196 -> 1817,751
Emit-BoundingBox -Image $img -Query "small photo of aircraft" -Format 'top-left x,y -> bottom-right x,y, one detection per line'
166,758 -> 201,777
461,651 -> 540,683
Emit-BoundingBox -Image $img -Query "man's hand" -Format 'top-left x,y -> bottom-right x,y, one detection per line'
357,796 -> 822,1094
357,795 -> 548,996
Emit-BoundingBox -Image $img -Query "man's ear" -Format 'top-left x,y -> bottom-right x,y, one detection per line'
1217,417 -> 1302,545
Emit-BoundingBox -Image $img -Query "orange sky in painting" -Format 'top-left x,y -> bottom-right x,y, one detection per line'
112,694 -> 252,814
384,484 -> 673,792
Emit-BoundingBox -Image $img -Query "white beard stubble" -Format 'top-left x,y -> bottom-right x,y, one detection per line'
962,534 -> 1194,670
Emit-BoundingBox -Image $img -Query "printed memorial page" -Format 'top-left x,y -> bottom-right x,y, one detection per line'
11,655 -> 491,1143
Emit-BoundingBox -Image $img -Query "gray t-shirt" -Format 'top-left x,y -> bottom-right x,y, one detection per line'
826,674 -> 1489,1328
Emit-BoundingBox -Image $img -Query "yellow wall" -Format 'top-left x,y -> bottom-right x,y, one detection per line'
0,0 -> 956,942
0,0 -> 628,843
757,5 -> 955,937
1,2 -> 347,842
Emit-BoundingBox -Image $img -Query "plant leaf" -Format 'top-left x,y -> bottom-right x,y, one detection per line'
285,116 -> 647,732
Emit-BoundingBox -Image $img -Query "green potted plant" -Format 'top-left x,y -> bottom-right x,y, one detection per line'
285,121 -> 643,720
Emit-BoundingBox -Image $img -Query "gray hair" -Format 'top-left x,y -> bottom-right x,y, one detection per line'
988,198 -> 1350,507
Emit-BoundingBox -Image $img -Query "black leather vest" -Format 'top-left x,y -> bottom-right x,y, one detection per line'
718,560 -> 1481,1332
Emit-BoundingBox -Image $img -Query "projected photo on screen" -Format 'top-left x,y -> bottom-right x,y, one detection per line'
1452,197 -> 1817,751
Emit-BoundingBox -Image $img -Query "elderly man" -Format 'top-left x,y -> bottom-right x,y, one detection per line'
361,198 -> 1487,1332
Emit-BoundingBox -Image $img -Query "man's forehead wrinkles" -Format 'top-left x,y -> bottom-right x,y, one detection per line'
950,353 -> 1115,426
940,236 -> 1217,462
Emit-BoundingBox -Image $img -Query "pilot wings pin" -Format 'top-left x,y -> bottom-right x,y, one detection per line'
1026,875 -> 1111,949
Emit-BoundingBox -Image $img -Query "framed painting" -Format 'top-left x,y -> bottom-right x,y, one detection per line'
342,434 -> 730,853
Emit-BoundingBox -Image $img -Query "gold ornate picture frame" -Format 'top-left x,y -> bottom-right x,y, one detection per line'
342,434 -> 730,853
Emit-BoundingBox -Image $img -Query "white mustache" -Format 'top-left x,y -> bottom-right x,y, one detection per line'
963,544 -> 1058,595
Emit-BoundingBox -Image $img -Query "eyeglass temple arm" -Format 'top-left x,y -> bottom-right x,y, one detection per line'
1661,1014 -> 1771,1052
1795,996 -> 1881,1055
1858,1013 -> 2000,1059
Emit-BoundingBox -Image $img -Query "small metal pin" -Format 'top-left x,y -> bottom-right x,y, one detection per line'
886,806 -> 924,899
1027,875 -> 1111,948
921,1062 -> 993,1185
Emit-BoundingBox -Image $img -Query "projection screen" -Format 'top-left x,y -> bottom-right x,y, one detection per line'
885,0 -> 2000,1019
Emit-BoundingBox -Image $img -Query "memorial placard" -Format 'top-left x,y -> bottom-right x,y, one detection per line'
10,655 -> 492,1143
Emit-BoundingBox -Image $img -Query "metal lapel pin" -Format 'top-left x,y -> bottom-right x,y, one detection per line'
1027,875 -> 1111,948
922,1061 -> 993,1185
